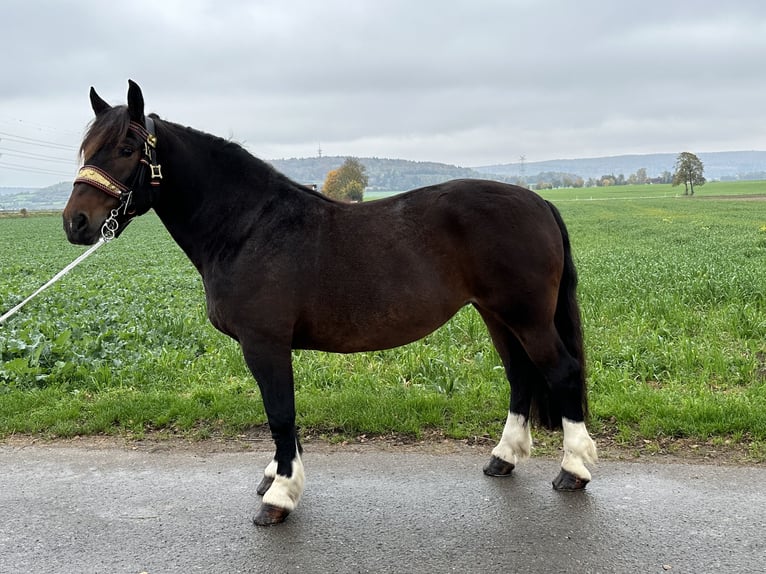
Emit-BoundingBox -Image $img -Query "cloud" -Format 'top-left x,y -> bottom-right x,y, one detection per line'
2,0 -> 766,186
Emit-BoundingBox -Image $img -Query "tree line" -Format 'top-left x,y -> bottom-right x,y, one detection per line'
528,152 -> 705,192
320,152 -> 706,202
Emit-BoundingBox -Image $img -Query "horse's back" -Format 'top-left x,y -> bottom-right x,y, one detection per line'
335,179 -> 557,244
365,179 -> 564,279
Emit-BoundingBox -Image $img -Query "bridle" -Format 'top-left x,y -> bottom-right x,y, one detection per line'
74,117 -> 162,241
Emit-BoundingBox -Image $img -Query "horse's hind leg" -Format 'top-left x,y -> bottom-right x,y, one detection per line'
478,311 -> 536,477
554,418 -> 597,490
521,327 -> 597,490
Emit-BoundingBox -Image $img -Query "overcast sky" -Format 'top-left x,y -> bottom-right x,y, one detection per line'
2,0 -> 765,187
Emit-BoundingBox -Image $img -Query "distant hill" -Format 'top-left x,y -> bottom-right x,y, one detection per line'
475,151 -> 766,181
269,156 -> 484,191
3,151 -> 765,212
0,183 -> 71,212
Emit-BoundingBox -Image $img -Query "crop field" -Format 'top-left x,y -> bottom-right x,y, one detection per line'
1,182 -> 765,458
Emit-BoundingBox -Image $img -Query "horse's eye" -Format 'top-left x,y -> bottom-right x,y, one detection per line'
119,146 -> 134,157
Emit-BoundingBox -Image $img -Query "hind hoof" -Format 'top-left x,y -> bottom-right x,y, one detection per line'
483,455 -> 515,477
253,503 -> 290,526
552,469 -> 589,491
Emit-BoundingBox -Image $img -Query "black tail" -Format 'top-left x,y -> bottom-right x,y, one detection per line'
547,201 -> 588,419
530,202 -> 588,428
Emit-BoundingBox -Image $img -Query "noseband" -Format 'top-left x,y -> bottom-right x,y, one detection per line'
74,118 -> 162,240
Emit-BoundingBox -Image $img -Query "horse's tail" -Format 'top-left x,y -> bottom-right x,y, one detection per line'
531,202 -> 589,428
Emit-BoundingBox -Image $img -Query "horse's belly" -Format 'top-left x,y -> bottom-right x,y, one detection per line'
294,299 -> 464,353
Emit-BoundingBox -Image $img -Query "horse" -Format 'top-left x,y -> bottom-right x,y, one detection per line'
63,81 -> 597,526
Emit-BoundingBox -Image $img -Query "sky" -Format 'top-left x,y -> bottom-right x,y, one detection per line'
1,0 -> 766,187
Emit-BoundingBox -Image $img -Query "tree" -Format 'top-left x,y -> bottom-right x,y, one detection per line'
597,174 -> 615,187
672,152 -> 706,195
322,169 -> 342,197
322,157 -> 368,202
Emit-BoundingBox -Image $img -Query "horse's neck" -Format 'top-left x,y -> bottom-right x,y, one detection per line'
151,123 -> 276,272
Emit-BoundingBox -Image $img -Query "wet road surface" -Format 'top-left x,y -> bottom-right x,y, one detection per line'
1,444 -> 763,573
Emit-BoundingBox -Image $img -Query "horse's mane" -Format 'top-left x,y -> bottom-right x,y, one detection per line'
175,126 -> 331,201
81,106 -> 331,202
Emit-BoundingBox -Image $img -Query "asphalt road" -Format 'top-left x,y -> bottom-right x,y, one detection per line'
1,443 -> 763,573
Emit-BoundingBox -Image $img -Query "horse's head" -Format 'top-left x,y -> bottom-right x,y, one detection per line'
63,80 -> 161,245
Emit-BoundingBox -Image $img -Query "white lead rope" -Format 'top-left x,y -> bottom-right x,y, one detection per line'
0,238 -> 106,325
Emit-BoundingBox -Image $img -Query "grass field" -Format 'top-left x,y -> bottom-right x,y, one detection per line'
1,182 -> 765,458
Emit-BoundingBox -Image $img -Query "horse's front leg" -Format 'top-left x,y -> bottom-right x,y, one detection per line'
241,341 -> 304,525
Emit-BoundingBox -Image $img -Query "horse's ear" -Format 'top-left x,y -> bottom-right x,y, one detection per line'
127,79 -> 145,123
89,87 -> 111,116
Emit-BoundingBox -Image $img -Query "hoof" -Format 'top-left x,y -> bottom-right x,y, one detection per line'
483,455 -> 515,477
256,475 -> 275,496
552,469 -> 589,491
253,503 -> 290,526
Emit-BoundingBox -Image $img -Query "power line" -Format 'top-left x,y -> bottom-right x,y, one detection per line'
0,161 -> 74,178
0,128 -> 79,183
0,117 -> 82,138
0,131 -> 78,152
0,147 -> 78,164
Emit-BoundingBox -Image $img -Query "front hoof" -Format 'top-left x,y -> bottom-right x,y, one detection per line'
552,469 -> 589,491
483,455 -> 515,477
253,503 -> 290,526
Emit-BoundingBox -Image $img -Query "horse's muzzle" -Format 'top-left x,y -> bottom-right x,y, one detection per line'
63,212 -> 101,245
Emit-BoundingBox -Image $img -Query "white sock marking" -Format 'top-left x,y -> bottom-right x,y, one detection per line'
262,453 -> 305,512
561,418 -> 597,480
263,458 -> 277,479
491,412 -> 532,465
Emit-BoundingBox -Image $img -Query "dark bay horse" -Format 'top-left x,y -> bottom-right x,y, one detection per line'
63,81 -> 597,525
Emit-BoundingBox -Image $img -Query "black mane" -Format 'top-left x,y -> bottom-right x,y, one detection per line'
158,117 -> 332,202
83,106 -> 329,202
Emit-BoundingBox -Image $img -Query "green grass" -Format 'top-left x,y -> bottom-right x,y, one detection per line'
545,185 -> 766,451
1,183 -> 765,457
540,180 -> 766,202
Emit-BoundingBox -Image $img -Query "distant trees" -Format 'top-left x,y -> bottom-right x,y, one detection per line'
628,168 -> 648,185
529,172 -> 584,190
672,152 -> 706,195
526,167 -> 676,189
322,158 -> 368,202
582,168 -> 672,188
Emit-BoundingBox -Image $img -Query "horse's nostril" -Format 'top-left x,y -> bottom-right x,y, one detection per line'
72,213 -> 88,233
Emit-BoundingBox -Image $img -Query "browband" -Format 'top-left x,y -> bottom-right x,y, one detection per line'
74,165 -> 126,199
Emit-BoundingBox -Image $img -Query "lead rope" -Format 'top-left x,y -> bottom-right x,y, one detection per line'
1,194 -> 132,325
0,239 -> 106,325
0,186 -> 133,324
